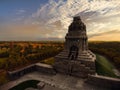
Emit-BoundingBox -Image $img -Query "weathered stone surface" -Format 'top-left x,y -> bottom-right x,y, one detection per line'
87,74 -> 120,89
53,16 -> 96,78
37,82 -> 45,89
25,87 -> 38,90
36,63 -> 56,75
0,72 -> 108,90
8,63 -> 56,80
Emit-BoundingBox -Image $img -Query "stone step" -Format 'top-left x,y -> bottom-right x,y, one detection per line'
78,54 -> 91,56
85,66 -> 90,70
72,63 -> 92,73
59,52 -> 68,55
56,54 -> 68,57
77,58 -> 92,61
78,63 -> 95,72
78,56 -> 92,59
79,64 -> 85,67
58,52 -> 68,55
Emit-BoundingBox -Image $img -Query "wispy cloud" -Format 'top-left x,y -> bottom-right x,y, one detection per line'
16,9 -> 26,15
25,0 -> 120,40
89,30 -> 120,41
1,0 -> 120,41
89,30 -> 120,38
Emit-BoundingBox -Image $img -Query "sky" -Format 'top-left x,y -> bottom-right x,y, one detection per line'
0,0 -> 120,41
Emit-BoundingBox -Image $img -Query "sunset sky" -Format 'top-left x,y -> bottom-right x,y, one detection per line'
0,0 -> 120,41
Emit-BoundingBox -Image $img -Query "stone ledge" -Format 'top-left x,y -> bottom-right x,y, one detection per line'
87,74 -> 120,89
8,63 -> 56,80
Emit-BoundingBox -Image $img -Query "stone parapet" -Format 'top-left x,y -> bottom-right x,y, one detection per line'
8,63 -> 56,80
87,74 -> 120,89
36,63 -> 56,75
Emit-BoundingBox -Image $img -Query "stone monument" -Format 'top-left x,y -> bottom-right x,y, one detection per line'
53,16 -> 96,78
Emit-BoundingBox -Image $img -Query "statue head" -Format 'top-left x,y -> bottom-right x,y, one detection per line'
68,16 -> 86,32
73,16 -> 81,22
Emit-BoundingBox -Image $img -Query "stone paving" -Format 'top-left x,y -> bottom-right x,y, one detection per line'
0,71 -> 108,90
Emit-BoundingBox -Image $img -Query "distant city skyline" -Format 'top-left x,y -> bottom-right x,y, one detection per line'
0,0 -> 120,41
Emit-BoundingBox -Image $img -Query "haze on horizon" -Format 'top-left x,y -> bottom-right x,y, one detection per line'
0,0 -> 120,41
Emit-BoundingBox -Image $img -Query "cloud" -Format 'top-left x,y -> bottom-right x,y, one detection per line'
89,30 -> 120,41
1,0 -> 120,41
89,30 -> 120,38
16,9 -> 26,15
24,0 -> 120,40
0,24 -> 41,41
0,22 -> 64,41
13,16 -> 25,21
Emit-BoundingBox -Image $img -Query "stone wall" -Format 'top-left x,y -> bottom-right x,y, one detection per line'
87,74 -> 120,89
8,63 -> 56,80
35,63 -> 56,75
8,64 -> 35,80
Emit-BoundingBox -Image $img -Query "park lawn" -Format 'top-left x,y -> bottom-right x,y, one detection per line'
9,80 -> 40,90
0,58 -> 8,63
0,58 -> 9,85
0,48 -> 8,53
96,54 -> 118,78
40,57 -> 55,65
0,70 -> 9,85
0,58 -> 8,68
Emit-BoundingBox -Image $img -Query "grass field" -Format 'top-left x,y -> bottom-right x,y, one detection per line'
0,58 -> 8,69
0,70 -> 9,85
0,48 -> 8,53
40,57 -> 55,65
0,58 -> 8,63
96,54 -> 119,78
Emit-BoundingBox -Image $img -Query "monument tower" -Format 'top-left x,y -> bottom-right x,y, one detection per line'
53,16 -> 96,78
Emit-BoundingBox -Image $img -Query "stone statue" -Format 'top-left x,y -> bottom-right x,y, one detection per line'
69,16 -> 86,32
